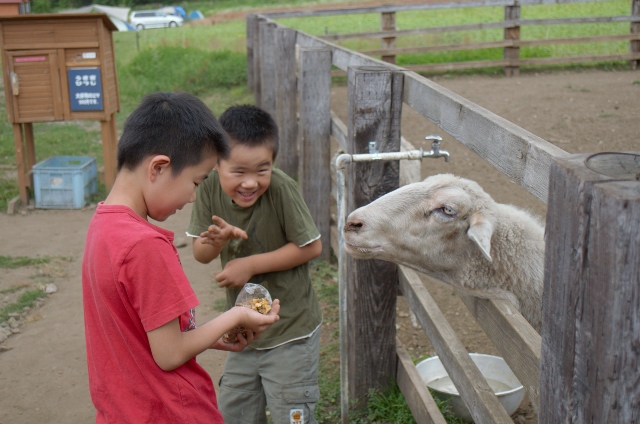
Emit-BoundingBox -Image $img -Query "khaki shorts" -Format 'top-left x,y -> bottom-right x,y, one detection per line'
218,328 -> 320,424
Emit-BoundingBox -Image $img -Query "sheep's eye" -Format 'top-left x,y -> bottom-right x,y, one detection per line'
442,205 -> 456,216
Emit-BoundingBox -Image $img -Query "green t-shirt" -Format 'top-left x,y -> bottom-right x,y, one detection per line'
187,168 -> 323,349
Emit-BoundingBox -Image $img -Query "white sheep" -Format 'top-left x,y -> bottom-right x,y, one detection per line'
343,173 -> 544,333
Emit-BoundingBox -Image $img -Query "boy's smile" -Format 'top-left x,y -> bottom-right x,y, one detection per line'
216,143 -> 273,208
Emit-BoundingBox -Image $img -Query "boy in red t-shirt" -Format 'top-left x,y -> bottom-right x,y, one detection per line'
82,92 -> 280,423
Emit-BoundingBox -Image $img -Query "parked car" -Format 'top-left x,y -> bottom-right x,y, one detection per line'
159,6 -> 187,19
129,10 -> 183,30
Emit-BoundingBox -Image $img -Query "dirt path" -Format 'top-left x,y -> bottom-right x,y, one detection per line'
0,206 -> 227,423
0,69 -> 638,423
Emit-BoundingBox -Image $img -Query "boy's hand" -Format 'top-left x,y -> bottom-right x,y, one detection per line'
211,331 -> 254,352
238,299 -> 281,338
215,257 -> 253,289
199,216 -> 248,249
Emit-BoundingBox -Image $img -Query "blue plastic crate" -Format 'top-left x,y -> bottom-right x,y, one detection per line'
33,156 -> 98,209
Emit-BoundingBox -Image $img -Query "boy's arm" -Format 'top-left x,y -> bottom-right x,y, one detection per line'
192,237 -> 222,264
215,238 -> 322,288
147,300 -> 280,371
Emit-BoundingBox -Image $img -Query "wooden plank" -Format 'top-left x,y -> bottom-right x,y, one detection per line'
380,11 -> 396,64
246,14 -> 257,93
402,71 -> 569,203
101,113 -> 117,191
398,265 -> 515,423
23,122 -> 35,189
259,21 -> 277,117
404,52 -> 640,73
361,34 -> 640,57
320,16 -> 637,41
457,294 -> 541,410
396,339 -> 448,424
251,16 -> 264,105
504,3 -> 521,76
541,153 -> 640,423
262,0 -> 602,18
274,27 -> 299,179
632,0 -> 640,69
330,111 -> 348,153
298,46 -> 332,261
12,124 -> 28,206
295,30 -> 405,72
345,66 -> 402,407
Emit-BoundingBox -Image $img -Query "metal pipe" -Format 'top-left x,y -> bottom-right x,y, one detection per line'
335,146 -> 449,423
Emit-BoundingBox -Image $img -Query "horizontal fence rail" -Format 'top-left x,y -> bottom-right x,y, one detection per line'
264,0 -> 640,75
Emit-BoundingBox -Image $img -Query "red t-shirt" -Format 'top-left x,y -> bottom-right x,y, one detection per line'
82,203 -> 223,423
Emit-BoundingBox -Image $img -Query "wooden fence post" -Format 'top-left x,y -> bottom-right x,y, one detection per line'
246,14 -> 257,94
632,0 -> 640,69
380,11 -> 396,64
504,3 -> 521,77
250,16 -> 263,106
259,21 -> 278,114
275,27 -> 299,180
346,66 -> 403,407
298,47 -> 332,261
540,152 -> 640,423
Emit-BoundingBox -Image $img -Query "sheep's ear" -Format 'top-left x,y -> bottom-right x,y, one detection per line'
468,215 -> 493,262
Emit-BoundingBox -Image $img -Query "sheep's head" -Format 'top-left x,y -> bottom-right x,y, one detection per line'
343,174 -> 496,277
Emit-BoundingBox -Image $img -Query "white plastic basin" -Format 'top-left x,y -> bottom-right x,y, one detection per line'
416,353 -> 524,421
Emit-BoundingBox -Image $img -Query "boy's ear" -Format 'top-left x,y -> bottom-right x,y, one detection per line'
148,155 -> 171,181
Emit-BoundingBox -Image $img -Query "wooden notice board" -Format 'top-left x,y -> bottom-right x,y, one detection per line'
0,13 -> 120,208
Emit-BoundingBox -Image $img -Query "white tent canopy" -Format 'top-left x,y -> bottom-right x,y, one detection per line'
60,4 -> 130,22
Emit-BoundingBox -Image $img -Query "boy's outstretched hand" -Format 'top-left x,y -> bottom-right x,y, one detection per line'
211,299 -> 281,352
199,216 -> 248,249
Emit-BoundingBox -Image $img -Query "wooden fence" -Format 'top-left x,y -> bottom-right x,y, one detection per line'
265,0 -> 640,77
247,1 -> 640,422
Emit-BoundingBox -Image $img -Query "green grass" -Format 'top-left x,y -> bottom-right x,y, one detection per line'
0,255 -> 56,324
0,289 -> 47,323
0,255 -> 51,268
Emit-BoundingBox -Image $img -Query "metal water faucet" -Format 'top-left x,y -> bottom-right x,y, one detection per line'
423,135 -> 450,162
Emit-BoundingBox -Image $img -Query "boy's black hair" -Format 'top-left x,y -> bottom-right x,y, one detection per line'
117,92 -> 229,175
218,104 -> 279,160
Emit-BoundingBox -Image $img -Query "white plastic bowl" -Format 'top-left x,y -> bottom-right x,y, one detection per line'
416,353 -> 524,421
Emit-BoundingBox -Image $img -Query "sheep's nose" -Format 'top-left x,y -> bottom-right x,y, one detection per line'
345,219 -> 363,233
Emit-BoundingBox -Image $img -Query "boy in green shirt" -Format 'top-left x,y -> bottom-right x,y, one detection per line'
187,105 -> 323,423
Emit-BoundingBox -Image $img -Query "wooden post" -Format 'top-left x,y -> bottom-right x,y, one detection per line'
259,21 -> 277,117
540,152 -> 640,423
100,113 -> 118,191
503,4 -> 520,77
246,14 -> 257,93
380,11 -> 396,65
632,0 -> 640,69
23,123 -> 35,188
12,123 -> 28,206
346,66 -> 402,407
252,16 -> 264,106
275,27 -> 299,179
298,47 -> 332,261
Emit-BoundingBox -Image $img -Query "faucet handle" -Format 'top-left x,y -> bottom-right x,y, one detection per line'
425,134 -> 443,152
